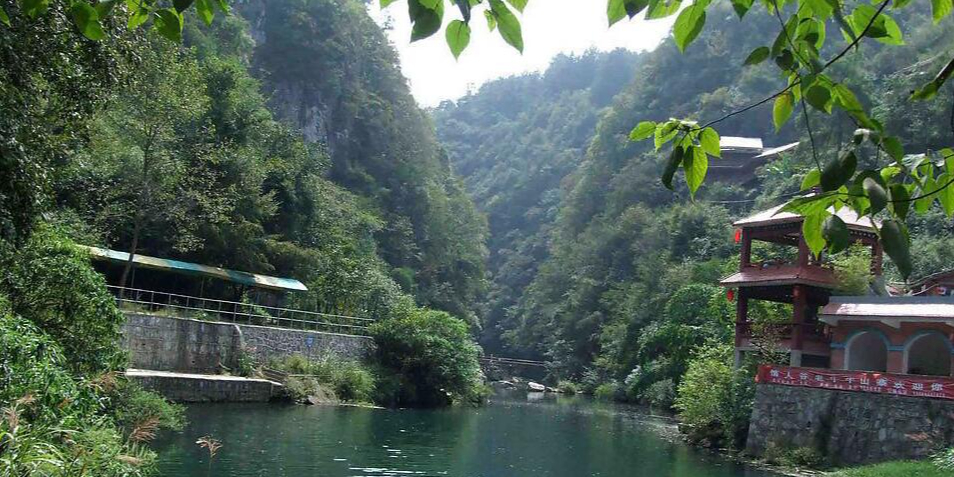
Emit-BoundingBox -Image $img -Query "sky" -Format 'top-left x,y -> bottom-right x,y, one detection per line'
368,1 -> 675,107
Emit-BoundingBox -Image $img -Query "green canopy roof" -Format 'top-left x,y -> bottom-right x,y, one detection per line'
81,246 -> 308,292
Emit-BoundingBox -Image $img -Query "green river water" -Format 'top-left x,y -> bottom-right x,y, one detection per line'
154,391 -> 779,477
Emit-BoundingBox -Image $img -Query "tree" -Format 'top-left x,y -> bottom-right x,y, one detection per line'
379,0 -> 954,282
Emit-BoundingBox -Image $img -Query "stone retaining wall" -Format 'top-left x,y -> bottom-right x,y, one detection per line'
747,383 -> 954,465
122,313 -> 374,373
126,370 -> 280,402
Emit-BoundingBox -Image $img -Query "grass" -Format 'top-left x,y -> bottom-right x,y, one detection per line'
827,460 -> 948,477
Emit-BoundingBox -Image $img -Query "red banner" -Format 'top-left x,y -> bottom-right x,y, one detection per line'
756,365 -> 954,401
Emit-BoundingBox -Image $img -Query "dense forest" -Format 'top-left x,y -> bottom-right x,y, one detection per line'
41,0 -> 489,324
1,0 -> 490,473
433,3 -> 954,407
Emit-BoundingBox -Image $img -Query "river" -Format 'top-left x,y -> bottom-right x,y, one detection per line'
154,390 -> 779,476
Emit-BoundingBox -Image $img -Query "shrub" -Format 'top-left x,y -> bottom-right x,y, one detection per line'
593,382 -> 622,401
369,308 -> 483,407
270,355 -> 375,403
933,447 -> 954,470
3,228 -> 125,374
0,313 -> 155,476
108,380 -> 185,437
556,380 -> 579,394
644,378 -> 676,409
674,343 -> 755,449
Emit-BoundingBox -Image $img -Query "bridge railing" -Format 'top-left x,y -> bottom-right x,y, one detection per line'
108,285 -> 374,336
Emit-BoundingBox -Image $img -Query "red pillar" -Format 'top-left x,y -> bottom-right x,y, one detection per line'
791,284 -> 806,366
740,229 -> 752,269
734,288 -> 749,367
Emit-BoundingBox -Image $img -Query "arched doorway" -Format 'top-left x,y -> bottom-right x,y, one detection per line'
845,330 -> 888,372
905,332 -> 952,376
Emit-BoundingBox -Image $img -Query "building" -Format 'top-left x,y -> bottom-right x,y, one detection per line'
720,200 -> 881,368
820,297 -> 954,376
721,199 -> 954,379
707,137 -> 799,184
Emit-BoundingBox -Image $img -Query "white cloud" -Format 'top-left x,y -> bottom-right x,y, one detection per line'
369,1 -> 675,107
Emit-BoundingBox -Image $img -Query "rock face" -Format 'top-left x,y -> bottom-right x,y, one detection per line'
747,383 -> 954,465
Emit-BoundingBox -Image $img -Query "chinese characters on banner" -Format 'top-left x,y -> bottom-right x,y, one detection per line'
756,365 -> 954,401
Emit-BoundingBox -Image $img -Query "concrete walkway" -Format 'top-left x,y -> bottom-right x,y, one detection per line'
126,368 -> 283,402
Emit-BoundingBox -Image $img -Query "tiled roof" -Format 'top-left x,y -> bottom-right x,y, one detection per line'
819,296 -> 954,319
733,201 -> 876,231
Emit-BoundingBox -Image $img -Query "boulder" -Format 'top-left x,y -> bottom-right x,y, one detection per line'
527,381 -> 546,392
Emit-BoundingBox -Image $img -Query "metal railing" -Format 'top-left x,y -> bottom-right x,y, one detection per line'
479,356 -> 549,368
109,285 -> 374,336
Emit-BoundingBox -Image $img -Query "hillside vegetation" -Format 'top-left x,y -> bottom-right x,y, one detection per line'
434,3 -> 954,409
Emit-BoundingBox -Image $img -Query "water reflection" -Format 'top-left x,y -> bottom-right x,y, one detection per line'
154,391 -> 777,477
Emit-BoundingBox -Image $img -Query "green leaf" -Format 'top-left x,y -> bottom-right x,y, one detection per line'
70,2 -> 106,40
490,0 -> 522,52
214,0 -> 229,14
699,127 -> 720,157
939,173 -> 954,216
832,83 -> 863,113
820,151 -> 857,192
647,0 -> 682,19
801,169 -> 821,190
654,122 -> 678,150
911,57 -> 954,101
804,85 -> 832,113
662,145 -> 685,190
780,192 -> 838,217
743,46 -> 770,66
173,0 -> 193,13
881,136 -> 904,162
673,2 -> 706,52
889,183 -> 910,220
932,0 -> 952,23
850,5 -> 903,45
195,0 -> 214,25
95,0 -> 117,18
608,0 -> 648,25
128,6 -> 149,28
880,219 -> 911,279
381,0 -> 398,6
154,8 -> 182,42
21,0 -> 50,18
773,91 -> 794,131
505,0 -> 527,12
731,0 -> 753,17
0,6 -> 10,26
444,20 -> 471,59
802,211 -> 828,257
629,121 -> 656,141
863,177 -> 888,214
419,0 -> 441,9
823,214 -> 850,253
484,9 -> 496,30
684,145 -> 708,197
915,175 -> 938,213
409,0 -> 444,41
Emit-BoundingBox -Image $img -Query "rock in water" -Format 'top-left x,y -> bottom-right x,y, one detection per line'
528,382 -> 546,392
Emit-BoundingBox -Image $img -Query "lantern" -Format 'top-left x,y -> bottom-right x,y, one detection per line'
727,289 -> 735,302
734,228 -> 742,243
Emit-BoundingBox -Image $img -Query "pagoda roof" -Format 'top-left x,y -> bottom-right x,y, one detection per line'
733,201 -> 876,231
720,263 -> 836,288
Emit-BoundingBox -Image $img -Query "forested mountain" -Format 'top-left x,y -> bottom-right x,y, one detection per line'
433,49 -> 641,353
434,3 -> 954,400
49,0 -> 487,323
